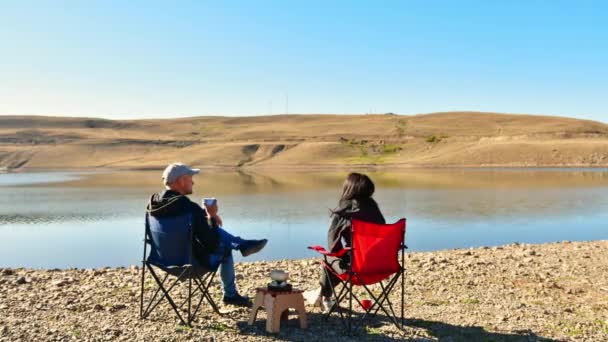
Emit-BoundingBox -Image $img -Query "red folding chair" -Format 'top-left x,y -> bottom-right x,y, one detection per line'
308,218 -> 407,333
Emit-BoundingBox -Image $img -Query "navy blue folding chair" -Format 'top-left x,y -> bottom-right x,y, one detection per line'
139,212 -> 222,326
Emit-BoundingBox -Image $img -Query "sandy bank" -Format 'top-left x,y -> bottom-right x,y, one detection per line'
1,240 -> 607,341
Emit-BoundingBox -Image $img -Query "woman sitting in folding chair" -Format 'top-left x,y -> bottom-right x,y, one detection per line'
303,172 -> 386,312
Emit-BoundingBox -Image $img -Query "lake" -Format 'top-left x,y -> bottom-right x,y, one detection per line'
1,169 -> 607,268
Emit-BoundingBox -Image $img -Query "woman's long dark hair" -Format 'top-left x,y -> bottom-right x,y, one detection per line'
340,172 -> 375,201
331,172 -> 380,217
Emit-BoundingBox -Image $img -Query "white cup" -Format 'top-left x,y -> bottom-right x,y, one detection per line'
270,270 -> 289,282
203,197 -> 217,207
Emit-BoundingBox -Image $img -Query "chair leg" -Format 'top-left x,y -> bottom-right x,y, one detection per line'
189,270 -> 222,320
142,265 -> 170,319
139,261 -> 146,319
402,235 -> 406,330
325,272 -> 348,323
369,273 -> 399,317
145,267 -> 189,318
188,269 -> 193,324
401,265 -> 405,330
379,280 -> 399,320
348,276 -> 353,335
141,265 -> 225,326
146,265 -> 188,325
192,271 -> 221,316
321,268 -> 406,332
369,274 -> 403,329
382,273 -> 403,328
204,272 -> 222,315
349,272 -> 403,330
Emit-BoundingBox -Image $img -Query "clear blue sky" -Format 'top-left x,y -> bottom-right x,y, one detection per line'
1,0 -> 606,122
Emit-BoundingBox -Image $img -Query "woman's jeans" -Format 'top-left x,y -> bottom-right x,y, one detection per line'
319,255 -> 348,298
208,227 -> 246,297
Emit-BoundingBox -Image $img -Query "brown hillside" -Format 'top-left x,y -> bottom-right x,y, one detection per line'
1,112 -> 607,169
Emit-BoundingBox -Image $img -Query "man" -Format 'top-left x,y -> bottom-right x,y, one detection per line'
146,162 -> 267,306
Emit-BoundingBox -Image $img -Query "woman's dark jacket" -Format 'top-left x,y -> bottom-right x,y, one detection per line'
327,198 -> 386,253
146,190 -> 220,269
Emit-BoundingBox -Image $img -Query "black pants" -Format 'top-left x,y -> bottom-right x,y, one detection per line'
319,255 -> 349,298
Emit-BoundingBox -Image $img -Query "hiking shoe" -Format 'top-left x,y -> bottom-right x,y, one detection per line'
322,297 -> 335,313
239,239 -> 268,257
222,294 -> 252,307
302,288 -> 322,307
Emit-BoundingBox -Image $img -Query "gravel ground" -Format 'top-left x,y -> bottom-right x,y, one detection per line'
1,240 -> 607,341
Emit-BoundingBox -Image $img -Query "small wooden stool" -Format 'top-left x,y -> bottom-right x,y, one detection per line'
248,287 -> 307,333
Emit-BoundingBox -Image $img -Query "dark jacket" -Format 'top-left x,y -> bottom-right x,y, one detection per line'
327,197 -> 385,253
146,190 -> 220,268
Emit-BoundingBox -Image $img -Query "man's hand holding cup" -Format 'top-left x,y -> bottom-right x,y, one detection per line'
203,197 -> 223,227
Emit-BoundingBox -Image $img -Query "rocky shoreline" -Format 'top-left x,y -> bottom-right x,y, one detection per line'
1,240 -> 607,341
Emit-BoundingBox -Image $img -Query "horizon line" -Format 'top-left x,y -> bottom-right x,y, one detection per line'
1,110 -> 606,124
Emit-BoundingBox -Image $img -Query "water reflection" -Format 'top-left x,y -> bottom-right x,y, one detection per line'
0,169 -> 607,268
0,171 -> 85,186
17,168 -> 608,191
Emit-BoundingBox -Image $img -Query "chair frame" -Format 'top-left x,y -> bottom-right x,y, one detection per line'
139,213 -> 222,326
310,218 -> 407,334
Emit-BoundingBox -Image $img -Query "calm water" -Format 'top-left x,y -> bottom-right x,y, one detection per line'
1,169 -> 607,268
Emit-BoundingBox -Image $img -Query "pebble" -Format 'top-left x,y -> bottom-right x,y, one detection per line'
110,304 -> 127,312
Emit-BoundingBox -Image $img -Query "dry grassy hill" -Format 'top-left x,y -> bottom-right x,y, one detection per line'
1,112 -> 608,170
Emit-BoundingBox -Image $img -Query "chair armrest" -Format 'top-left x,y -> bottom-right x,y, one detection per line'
308,245 -> 351,257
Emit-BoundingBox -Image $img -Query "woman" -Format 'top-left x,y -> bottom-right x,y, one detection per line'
304,172 -> 386,311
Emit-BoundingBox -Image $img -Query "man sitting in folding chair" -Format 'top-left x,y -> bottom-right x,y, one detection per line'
141,162 -> 268,324
304,173 -> 406,332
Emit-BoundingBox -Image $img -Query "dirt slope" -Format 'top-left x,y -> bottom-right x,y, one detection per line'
1,112 -> 607,169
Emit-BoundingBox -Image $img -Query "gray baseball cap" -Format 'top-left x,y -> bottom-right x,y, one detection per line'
162,162 -> 200,185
